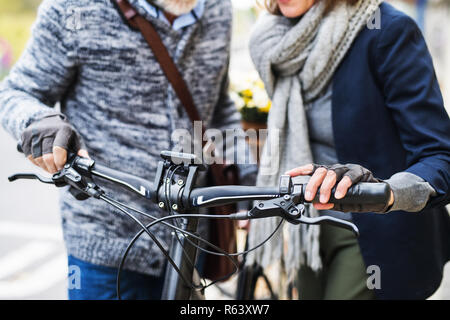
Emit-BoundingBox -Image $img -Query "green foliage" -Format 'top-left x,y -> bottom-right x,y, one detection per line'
240,106 -> 269,123
0,0 -> 41,79
0,13 -> 36,61
0,0 -> 40,13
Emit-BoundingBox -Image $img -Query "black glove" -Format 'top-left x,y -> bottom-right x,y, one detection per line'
21,114 -> 85,158
312,163 -> 382,184
311,163 -> 391,213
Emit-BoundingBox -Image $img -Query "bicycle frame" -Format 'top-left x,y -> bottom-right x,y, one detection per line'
162,217 -> 201,300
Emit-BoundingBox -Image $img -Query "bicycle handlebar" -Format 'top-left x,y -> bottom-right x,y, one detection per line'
82,156 -> 390,214
90,162 -> 154,199
13,144 -> 391,210
189,183 -> 391,209
9,150 -> 392,236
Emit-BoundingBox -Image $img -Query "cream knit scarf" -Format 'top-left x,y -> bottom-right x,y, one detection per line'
246,0 -> 382,279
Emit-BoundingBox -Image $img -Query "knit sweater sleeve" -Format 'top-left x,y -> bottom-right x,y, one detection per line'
385,172 -> 437,212
0,0 -> 78,141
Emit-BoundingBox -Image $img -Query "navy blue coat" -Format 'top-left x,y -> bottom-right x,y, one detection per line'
331,3 -> 450,299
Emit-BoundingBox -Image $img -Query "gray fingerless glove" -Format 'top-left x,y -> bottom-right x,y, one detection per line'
21,114 -> 85,158
312,163 -> 391,213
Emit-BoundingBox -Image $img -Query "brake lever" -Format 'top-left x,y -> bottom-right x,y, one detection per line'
294,215 -> 359,237
8,173 -> 55,184
8,158 -> 81,188
247,188 -> 360,237
8,154 -> 104,201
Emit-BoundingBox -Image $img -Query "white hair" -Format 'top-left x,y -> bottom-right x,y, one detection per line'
153,0 -> 199,16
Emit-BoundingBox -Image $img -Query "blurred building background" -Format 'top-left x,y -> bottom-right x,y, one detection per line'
0,0 -> 449,300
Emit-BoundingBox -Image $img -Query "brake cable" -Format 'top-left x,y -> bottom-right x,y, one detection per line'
100,195 -> 199,298
107,194 -> 284,293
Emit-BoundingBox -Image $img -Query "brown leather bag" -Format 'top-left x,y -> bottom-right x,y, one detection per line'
114,0 -> 238,281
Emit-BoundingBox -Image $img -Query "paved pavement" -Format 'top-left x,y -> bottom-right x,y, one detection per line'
0,128 -> 449,300
0,129 -> 67,299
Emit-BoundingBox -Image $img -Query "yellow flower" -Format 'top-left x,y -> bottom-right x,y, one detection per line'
240,89 -> 253,98
254,79 -> 265,89
259,101 -> 272,113
239,89 -> 253,106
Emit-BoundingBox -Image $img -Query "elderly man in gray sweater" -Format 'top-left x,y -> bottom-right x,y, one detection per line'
0,0 -> 246,299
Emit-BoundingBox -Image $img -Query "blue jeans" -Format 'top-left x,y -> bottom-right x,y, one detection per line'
67,255 -> 165,300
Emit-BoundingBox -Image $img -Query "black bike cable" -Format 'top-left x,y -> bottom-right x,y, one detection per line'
105,196 -> 284,284
112,210 -> 241,292
101,195 -> 238,296
181,219 -> 284,286
162,165 -> 239,288
108,194 -> 284,259
103,160 -> 285,293
164,165 -> 239,289
183,219 -> 283,256
116,214 -> 240,292
166,165 -> 205,282
102,195 -> 234,256
101,196 -> 194,299
113,195 -> 284,258
100,195 -> 198,299
113,204 -> 283,289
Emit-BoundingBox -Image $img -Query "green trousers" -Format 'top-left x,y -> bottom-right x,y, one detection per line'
296,223 -> 376,300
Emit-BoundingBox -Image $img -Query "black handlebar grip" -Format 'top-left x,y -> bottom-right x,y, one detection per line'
305,182 -> 391,211
91,163 -> 154,199
190,185 -> 281,208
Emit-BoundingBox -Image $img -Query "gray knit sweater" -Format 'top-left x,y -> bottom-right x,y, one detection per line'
0,0 -> 243,276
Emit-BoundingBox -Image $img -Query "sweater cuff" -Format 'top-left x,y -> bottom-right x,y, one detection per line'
385,172 -> 437,213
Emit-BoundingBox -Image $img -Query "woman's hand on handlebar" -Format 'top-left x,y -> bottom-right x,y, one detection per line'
21,114 -> 89,174
285,163 -> 394,211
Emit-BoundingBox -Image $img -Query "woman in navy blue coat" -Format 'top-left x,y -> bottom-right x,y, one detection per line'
250,0 -> 450,299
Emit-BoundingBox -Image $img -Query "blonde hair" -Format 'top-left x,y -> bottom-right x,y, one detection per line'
261,0 -> 359,15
